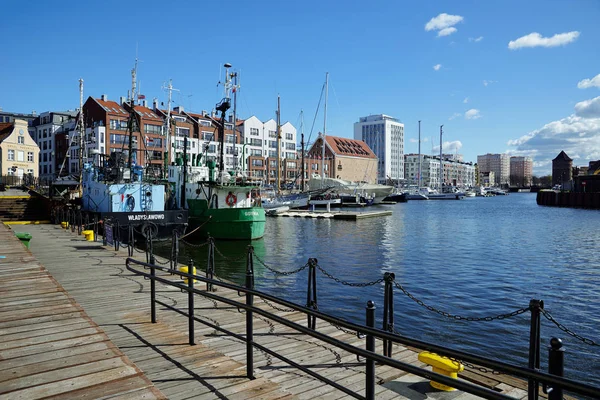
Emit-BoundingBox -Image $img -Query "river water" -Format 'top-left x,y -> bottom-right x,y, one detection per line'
162,193 -> 600,387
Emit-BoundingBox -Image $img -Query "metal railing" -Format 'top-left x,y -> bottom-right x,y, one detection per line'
124,255 -> 600,400
51,214 -> 600,399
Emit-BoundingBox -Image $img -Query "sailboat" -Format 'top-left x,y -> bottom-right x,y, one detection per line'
168,64 -> 266,240
423,125 -> 464,200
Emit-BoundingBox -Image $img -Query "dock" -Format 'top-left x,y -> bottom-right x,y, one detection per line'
1,223 -> 563,399
268,209 -> 393,220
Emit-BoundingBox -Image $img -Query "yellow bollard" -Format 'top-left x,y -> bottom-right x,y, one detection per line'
61,221 -> 69,229
179,266 -> 197,284
418,352 -> 464,391
82,230 -> 94,241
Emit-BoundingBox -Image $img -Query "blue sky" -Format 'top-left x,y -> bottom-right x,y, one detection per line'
1,0 -> 599,175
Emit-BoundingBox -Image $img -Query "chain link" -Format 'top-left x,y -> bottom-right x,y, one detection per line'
259,296 -> 297,313
317,264 -> 385,287
152,256 -> 172,266
254,253 -> 310,276
180,237 -> 210,248
392,281 -> 529,321
541,309 -> 599,346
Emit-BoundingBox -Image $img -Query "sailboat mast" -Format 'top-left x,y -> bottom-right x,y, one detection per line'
164,79 -> 175,176
232,72 -> 238,171
300,110 -> 305,192
78,78 -> 84,192
322,72 -> 329,187
418,120 -> 421,188
276,95 -> 281,192
439,125 -> 443,190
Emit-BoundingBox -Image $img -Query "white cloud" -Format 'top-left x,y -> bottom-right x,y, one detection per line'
425,13 -> 464,31
469,36 -> 484,42
507,97 -> 600,174
433,64 -> 442,71
483,80 -> 497,87
434,140 -> 463,153
425,13 -> 463,37
449,113 -> 462,120
438,27 -> 457,37
463,97 -> 469,103
574,96 -> 600,118
508,31 -> 580,49
465,109 -> 481,119
577,73 -> 600,89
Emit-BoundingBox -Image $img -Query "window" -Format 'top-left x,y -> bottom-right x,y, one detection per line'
43,129 -> 47,138
176,127 -> 190,137
268,140 -> 277,149
27,168 -> 34,175
286,133 -> 293,140
27,152 -> 34,162
268,130 -> 277,138
43,142 -> 47,150
42,153 -> 47,162
18,136 -> 25,144
250,128 -> 259,136
287,162 -> 296,169
7,150 -> 14,160
109,119 -> 128,131
110,134 -> 127,144
147,137 -> 162,147
268,150 -> 277,157
174,116 -> 186,123
200,120 -> 211,127
225,134 -> 235,144
17,151 -> 24,162
252,160 -> 263,167
202,131 -> 214,141
249,138 -> 262,146
225,123 -> 233,130
145,124 -> 162,134
251,149 -> 262,157
226,146 -> 235,154
7,168 -> 14,176
286,142 -> 295,150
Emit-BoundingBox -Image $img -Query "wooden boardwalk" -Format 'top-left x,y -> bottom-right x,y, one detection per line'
0,224 -> 164,399
6,223 -> 538,399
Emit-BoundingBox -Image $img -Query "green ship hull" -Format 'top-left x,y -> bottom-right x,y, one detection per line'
187,199 -> 266,240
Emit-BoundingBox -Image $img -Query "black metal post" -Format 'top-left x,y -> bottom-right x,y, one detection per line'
207,238 -> 215,291
150,253 -> 156,323
172,230 -> 179,272
382,272 -> 395,357
188,258 -> 195,345
306,258 -> 318,330
546,338 -> 564,400
115,221 -> 120,251
528,299 -> 543,400
246,258 -> 255,380
93,215 -> 98,242
77,211 -> 82,235
128,225 -> 134,257
365,300 -> 376,400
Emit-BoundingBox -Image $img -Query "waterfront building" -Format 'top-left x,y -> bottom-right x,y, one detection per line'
477,153 -> 510,187
480,171 -> 495,186
0,109 -> 37,125
0,119 -> 40,180
353,114 -> 404,184
237,116 -> 298,186
306,134 -> 377,185
404,154 -> 475,188
30,111 -> 78,179
552,151 -> 573,187
509,156 -> 533,187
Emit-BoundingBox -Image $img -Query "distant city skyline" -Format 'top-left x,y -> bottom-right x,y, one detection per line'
1,0 -> 599,175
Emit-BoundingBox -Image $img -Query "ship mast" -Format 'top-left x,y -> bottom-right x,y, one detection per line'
439,125 -> 443,191
300,110 -> 305,192
231,71 -> 239,172
216,63 -> 233,181
127,58 -> 138,170
321,72 -> 329,188
418,120 -> 421,188
162,79 -> 178,177
276,95 -> 281,193
78,78 -> 85,195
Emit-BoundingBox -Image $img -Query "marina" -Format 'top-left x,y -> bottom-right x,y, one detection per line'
2,193 -> 599,398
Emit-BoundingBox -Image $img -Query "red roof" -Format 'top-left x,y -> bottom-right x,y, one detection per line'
0,122 -> 14,143
325,135 -> 376,159
132,105 -> 162,122
95,98 -> 128,116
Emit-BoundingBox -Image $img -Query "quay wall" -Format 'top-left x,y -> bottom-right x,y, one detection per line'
536,190 -> 600,209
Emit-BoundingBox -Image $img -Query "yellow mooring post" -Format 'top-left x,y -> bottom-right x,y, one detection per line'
418,352 -> 464,391
179,265 -> 197,284
61,221 -> 69,229
82,230 -> 94,241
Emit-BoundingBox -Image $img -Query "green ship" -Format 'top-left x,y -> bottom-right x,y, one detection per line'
167,63 -> 265,241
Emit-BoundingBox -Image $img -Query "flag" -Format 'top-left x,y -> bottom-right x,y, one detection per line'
138,94 -> 146,100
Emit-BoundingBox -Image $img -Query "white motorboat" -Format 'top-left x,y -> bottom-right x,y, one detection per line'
308,174 -> 393,204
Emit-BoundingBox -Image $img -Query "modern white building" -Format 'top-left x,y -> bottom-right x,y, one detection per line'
405,154 -> 476,188
477,153 -> 510,187
353,114 -> 404,184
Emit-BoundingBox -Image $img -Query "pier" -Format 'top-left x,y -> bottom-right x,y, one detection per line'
2,221 -> 598,399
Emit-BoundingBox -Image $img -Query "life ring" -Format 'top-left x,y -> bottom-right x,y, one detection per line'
225,192 -> 237,207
